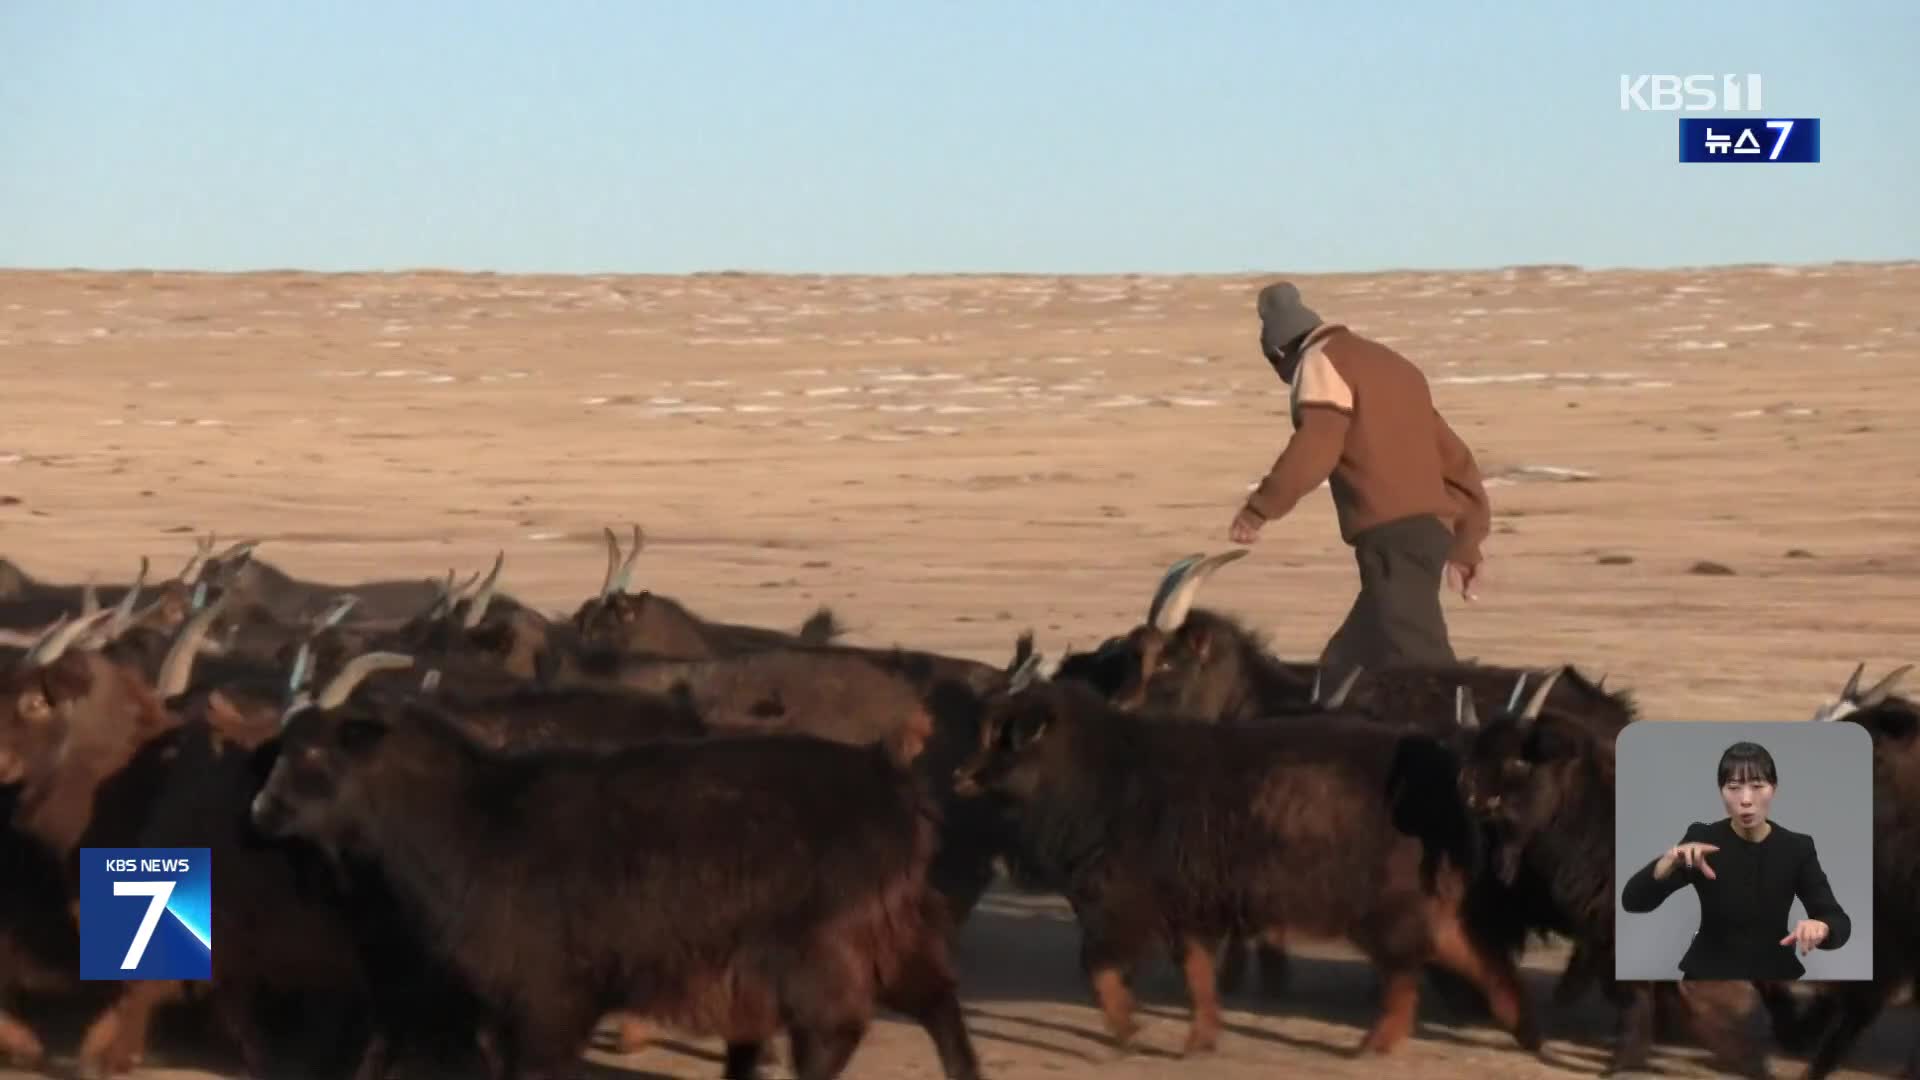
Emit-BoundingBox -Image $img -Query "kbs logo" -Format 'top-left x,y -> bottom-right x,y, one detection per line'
1620,74 -> 1764,112
79,848 -> 212,981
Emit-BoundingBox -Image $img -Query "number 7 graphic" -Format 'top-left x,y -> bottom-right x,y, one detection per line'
114,880 -> 176,970
1765,120 -> 1795,161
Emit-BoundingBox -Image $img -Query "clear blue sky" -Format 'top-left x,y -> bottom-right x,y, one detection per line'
2,1 -> 1912,274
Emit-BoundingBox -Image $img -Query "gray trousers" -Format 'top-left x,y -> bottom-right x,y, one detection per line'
1317,514 -> 1457,683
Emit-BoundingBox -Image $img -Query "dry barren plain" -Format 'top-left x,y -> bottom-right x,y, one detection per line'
2,262 -> 1917,1078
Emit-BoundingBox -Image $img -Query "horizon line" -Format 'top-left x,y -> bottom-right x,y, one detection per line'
1,257 -> 1915,282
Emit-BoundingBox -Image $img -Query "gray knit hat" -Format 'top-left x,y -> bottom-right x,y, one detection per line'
1256,281 -> 1323,357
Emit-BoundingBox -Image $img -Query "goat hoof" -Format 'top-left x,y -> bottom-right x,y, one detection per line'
0,1028 -> 45,1071
1181,1034 -> 1219,1057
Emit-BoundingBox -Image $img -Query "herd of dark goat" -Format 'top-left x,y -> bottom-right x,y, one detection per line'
0,534 -> 1914,1079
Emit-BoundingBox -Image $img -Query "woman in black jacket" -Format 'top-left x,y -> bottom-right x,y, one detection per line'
1621,740 -> 1853,980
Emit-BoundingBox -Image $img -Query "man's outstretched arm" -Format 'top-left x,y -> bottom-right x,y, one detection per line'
1435,411 -> 1492,565
1245,405 -> 1351,523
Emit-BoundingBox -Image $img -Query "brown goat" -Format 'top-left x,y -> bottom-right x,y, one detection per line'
567,524 -> 844,658
953,677 -> 1540,1060
1454,675 -> 1773,1079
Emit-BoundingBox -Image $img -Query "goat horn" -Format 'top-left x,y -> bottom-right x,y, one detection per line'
315,651 -> 416,711
1145,554 -> 1203,630
1839,662 -> 1864,702
155,592 -> 230,699
212,539 -> 260,564
461,551 -> 505,630
1007,650 -> 1045,692
1518,666 -> 1565,723
599,527 -> 623,597
24,607 -> 116,667
0,628 -> 41,649
287,641 -> 315,701
1148,549 -> 1249,632
610,524 -> 644,596
1857,664 -> 1914,709
1505,672 -> 1529,715
425,569 -> 457,619
314,595 -> 360,631
105,557 -> 150,638
1456,686 -> 1480,729
179,534 -> 215,585
1309,665 -> 1323,705
20,615 -> 70,661
1323,665 -> 1363,709
82,579 -> 100,616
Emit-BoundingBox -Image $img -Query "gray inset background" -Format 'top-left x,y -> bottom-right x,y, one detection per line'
1614,720 -> 1874,981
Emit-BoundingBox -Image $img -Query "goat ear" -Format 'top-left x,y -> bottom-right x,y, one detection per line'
1012,708 -> 1052,750
37,651 -> 95,707
338,717 -> 391,754
204,690 -> 244,730
16,687 -> 54,725
1183,622 -> 1215,661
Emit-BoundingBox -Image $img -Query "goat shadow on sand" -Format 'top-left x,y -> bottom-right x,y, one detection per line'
947,883 -> 1914,1076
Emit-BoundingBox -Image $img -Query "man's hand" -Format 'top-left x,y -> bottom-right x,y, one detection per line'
1781,919 -> 1829,956
1229,506 -> 1265,545
1445,559 -> 1480,601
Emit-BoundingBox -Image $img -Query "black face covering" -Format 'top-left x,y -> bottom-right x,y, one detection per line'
1262,333 -> 1306,382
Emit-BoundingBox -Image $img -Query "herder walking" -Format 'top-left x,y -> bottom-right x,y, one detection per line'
1227,281 -> 1492,682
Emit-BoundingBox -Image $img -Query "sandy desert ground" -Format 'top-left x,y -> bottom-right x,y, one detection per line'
2,262 -> 1917,1077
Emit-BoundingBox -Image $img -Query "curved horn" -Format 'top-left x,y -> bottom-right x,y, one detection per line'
155,592 -> 230,699
105,557 -> 151,637
1857,664 -> 1914,708
1007,650 -> 1045,692
609,524 -> 644,595
1145,554 -> 1202,630
314,595 -> 360,631
1839,662 -> 1864,701
1323,665 -> 1363,709
599,527 -> 623,597
315,651 -> 416,710
82,579 -> 100,616
212,538 -> 260,565
1504,672 -> 1530,715
427,568 -> 480,622
287,640 -> 315,701
179,533 -> 215,585
425,569 -> 458,619
1518,666 -> 1565,723
1456,686 -> 1480,729
461,551 -> 505,630
1148,549 -> 1250,632
24,608 -> 116,667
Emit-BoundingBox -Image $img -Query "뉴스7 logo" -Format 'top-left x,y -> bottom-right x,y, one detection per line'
1621,75 -> 1763,111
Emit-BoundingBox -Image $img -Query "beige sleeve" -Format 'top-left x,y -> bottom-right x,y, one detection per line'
1294,348 -> 1355,415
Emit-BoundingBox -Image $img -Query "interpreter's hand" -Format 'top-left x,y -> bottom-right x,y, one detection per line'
1445,559 -> 1480,602
1229,506 -> 1264,545
1653,841 -> 1719,881
1781,919 -> 1829,955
